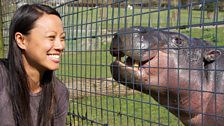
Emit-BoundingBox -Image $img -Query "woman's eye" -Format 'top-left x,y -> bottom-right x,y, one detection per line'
48,36 -> 55,41
61,36 -> 65,41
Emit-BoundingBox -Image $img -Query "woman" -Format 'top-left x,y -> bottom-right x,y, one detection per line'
0,3 -> 68,126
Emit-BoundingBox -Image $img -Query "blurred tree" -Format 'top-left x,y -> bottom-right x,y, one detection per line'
171,0 -> 178,26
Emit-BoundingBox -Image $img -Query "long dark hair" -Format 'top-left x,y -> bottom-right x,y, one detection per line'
7,4 -> 61,126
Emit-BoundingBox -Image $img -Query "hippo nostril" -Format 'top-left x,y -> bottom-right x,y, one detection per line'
113,33 -> 118,39
139,28 -> 147,33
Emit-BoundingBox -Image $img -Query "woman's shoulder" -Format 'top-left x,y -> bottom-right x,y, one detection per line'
53,78 -> 69,123
54,78 -> 69,100
54,78 -> 69,113
54,79 -> 68,92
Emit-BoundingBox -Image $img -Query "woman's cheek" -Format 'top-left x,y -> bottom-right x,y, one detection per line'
45,41 -> 54,52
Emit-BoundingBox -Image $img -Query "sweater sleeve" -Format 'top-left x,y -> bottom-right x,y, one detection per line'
53,80 -> 69,126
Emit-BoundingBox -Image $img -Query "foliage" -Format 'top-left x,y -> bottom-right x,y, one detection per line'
181,27 -> 224,46
206,2 -> 215,12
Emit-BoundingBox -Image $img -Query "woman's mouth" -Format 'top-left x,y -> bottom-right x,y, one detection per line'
48,54 -> 60,63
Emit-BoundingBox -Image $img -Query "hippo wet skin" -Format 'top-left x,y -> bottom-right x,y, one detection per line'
110,26 -> 224,126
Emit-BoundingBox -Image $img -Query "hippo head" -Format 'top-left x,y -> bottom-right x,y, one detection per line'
110,26 -> 221,92
110,26 -> 224,125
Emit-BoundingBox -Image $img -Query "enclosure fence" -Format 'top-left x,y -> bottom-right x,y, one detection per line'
1,0 -> 224,126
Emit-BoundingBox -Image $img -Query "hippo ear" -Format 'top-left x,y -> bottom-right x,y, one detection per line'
204,50 -> 222,63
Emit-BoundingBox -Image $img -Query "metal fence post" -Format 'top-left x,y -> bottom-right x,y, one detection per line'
0,0 -> 4,58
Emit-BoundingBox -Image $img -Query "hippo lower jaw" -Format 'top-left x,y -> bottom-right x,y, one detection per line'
111,57 -> 147,79
110,50 -> 169,83
110,53 -> 161,91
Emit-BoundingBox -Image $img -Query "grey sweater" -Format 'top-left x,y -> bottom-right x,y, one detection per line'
0,59 -> 69,126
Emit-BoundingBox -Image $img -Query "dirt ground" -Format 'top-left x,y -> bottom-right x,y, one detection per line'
65,77 -> 135,99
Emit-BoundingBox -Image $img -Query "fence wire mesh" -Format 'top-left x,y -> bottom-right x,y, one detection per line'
1,0 -> 224,126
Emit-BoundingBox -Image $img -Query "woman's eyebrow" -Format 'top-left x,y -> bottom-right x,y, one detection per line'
45,31 -> 57,34
60,32 -> 66,35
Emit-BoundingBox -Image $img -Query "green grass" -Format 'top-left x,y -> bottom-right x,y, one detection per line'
181,27 -> 224,46
67,93 -> 184,126
60,6 -> 224,30
0,33 -> 3,58
56,50 -> 114,80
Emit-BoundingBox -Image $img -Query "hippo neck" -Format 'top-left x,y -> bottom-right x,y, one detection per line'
180,90 -> 213,125
150,87 -> 212,125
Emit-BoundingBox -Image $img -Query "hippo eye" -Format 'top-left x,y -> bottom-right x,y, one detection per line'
172,36 -> 183,45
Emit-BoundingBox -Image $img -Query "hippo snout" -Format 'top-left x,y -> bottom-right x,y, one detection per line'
110,27 -> 151,62
110,33 -> 125,57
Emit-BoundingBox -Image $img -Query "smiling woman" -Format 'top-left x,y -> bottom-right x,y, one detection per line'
16,13 -> 65,72
0,4 -> 68,126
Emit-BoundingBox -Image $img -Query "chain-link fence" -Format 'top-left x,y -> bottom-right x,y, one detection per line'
1,0 -> 224,125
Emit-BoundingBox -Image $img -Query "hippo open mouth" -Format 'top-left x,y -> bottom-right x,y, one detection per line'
112,55 -> 149,78
111,50 -> 156,74
109,26 -> 172,91
110,45 -> 165,92
111,49 -> 169,93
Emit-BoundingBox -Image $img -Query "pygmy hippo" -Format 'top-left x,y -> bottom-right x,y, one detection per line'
110,26 -> 224,126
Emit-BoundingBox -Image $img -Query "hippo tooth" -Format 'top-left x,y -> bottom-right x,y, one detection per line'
134,61 -> 139,68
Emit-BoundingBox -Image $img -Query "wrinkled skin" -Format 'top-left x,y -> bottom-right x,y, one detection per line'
110,26 -> 224,126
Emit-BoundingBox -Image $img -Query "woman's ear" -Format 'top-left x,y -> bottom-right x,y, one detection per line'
15,32 -> 27,50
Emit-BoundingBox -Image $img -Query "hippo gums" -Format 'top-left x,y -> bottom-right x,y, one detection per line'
110,26 -> 224,126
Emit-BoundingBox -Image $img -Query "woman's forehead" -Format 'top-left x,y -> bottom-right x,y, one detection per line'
32,14 -> 63,32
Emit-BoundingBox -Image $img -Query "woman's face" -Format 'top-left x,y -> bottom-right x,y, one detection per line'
20,14 -> 65,72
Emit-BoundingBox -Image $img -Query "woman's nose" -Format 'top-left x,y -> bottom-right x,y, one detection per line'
54,38 -> 65,51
